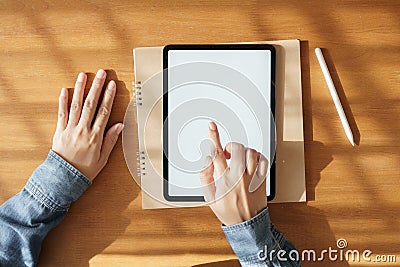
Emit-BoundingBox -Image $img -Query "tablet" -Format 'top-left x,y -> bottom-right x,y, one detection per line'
163,44 -> 276,202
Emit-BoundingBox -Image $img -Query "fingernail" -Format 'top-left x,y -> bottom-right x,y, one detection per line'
108,80 -> 116,90
61,88 -> 67,96
209,122 -> 216,130
117,124 -> 124,134
96,69 -> 106,79
77,72 -> 85,82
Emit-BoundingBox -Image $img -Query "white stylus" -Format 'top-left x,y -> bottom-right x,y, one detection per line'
315,48 -> 355,146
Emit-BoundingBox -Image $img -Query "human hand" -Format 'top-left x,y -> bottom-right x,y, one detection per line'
200,122 -> 268,226
52,70 -> 123,181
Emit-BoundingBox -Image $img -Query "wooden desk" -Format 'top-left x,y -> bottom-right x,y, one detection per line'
0,1 -> 399,266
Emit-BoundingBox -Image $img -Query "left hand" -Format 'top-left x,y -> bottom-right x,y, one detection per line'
52,70 -> 123,181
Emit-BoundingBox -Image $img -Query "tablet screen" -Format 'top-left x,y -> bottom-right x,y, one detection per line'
164,45 -> 276,202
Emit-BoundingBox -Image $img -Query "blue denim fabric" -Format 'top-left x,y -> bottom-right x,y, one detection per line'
222,207 -> 301,267
0,150 -> 300,267
0,150 -> 91,267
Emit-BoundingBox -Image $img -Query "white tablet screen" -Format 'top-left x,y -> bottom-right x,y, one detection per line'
166,48 -> 274,199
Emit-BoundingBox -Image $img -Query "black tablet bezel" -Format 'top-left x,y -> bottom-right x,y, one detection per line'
163,44 -> 276,202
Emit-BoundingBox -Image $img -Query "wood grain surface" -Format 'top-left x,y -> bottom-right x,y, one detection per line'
0,1 -> 399,266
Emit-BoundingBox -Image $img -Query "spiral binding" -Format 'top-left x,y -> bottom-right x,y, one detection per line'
132,81 -> 143,106
136,151 -> 146,176
133,81 -> 145,177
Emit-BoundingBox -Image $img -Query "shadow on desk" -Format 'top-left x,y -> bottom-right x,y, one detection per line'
270,204 -> 351,267
193,204 -> 352,267
281,42 -> 348,267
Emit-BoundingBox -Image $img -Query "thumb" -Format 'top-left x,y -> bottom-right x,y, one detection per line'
100,123 -> 124,164
200,156 -> 216,203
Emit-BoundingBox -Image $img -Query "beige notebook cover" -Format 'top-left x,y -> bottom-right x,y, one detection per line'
133,40 -> 306,209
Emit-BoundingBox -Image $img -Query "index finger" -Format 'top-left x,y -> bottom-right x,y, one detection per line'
208,122 -> 227,177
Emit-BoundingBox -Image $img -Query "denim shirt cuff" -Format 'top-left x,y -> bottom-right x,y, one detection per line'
222,207 -> 287,265
24,150 -> 92,212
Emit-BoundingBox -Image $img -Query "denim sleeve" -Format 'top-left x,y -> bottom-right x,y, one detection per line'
0,150 -> 91,267
222,207 -> 301,267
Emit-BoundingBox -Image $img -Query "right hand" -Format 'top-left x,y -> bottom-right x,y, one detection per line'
200,122 -> 269,226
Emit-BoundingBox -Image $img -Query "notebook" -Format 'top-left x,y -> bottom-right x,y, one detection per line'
132,40 -> 306,209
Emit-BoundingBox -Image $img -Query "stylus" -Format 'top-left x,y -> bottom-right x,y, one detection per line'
315,48 -> 355,146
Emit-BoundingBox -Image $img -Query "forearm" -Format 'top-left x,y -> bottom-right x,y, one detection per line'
223,207 -> 301,267
0,150 -> 91,267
